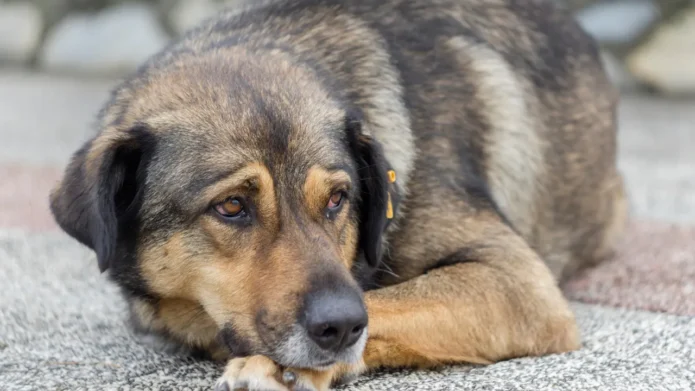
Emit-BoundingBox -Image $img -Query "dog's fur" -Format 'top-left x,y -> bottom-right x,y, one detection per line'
49,0 -> 627,389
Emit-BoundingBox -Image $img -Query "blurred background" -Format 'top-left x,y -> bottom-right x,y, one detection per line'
0,0 -> 694,232
0,0 -> 694,94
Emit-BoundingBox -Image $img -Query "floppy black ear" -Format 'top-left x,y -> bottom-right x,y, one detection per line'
346,115 -> 391,268
49,127 -> 153,273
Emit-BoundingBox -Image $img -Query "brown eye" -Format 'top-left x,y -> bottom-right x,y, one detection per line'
327,191 -> 344,210
214,197 -> 247,219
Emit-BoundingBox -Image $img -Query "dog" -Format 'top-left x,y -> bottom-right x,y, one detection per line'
49,0 -> 627,389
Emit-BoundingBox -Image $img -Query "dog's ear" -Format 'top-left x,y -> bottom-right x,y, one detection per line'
49,126 -> 154,272
346,114 -> 390,268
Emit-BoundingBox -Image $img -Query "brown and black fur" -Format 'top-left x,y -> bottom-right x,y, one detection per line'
49,0 -> 627,389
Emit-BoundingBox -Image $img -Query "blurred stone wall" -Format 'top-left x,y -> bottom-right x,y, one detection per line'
1,0 -> 694,95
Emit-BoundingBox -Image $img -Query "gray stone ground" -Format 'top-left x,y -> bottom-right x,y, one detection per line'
1,72 -> 694,390
3,0 -> 695,94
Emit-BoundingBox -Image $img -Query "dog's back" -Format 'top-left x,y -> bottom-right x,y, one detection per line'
352,0 -> 627,282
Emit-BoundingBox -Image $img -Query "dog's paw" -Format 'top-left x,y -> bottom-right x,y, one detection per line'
215,356 -> 288,391
214,355 -> 338,391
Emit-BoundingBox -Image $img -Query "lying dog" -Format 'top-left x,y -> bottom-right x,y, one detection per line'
49,0 -> 627,389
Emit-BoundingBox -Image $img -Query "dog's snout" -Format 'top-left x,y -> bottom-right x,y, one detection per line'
303,288 -> 367,353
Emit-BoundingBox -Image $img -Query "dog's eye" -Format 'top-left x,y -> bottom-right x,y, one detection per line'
214,197 -> 247,219
327,191 -> 344,210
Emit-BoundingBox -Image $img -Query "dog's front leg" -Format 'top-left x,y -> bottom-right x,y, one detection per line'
358,214 -> 580,371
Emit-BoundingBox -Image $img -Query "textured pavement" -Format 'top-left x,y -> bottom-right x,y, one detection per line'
1,71 -> 694,390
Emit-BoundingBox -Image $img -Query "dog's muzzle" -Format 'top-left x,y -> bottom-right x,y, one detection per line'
267,282 -> 368,369
301,286 -> 367,353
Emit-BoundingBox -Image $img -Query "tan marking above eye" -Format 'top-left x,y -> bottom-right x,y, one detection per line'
304,166 -> 352,219
204,163 -> 274,204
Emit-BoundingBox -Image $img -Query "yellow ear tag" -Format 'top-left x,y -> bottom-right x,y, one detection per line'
387,170 -> 397,183
386,192 -> 394,219
385,170 -> 396,219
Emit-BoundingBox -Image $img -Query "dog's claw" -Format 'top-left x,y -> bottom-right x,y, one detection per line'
214,380 -> 230,391
282,370 -> 297,385
230,380 -> 248,390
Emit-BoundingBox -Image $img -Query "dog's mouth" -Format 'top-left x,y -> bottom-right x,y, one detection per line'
275,323 -> 367,369
228,322 -> 367,369
240,287 -> 369,369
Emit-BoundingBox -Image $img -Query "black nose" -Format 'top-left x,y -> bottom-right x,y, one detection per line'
303,289 -> 368,352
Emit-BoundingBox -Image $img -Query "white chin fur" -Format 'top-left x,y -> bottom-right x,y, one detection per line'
272,325 -> 368,368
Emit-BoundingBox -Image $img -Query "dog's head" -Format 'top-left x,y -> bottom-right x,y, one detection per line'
49,48 -> 393,368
